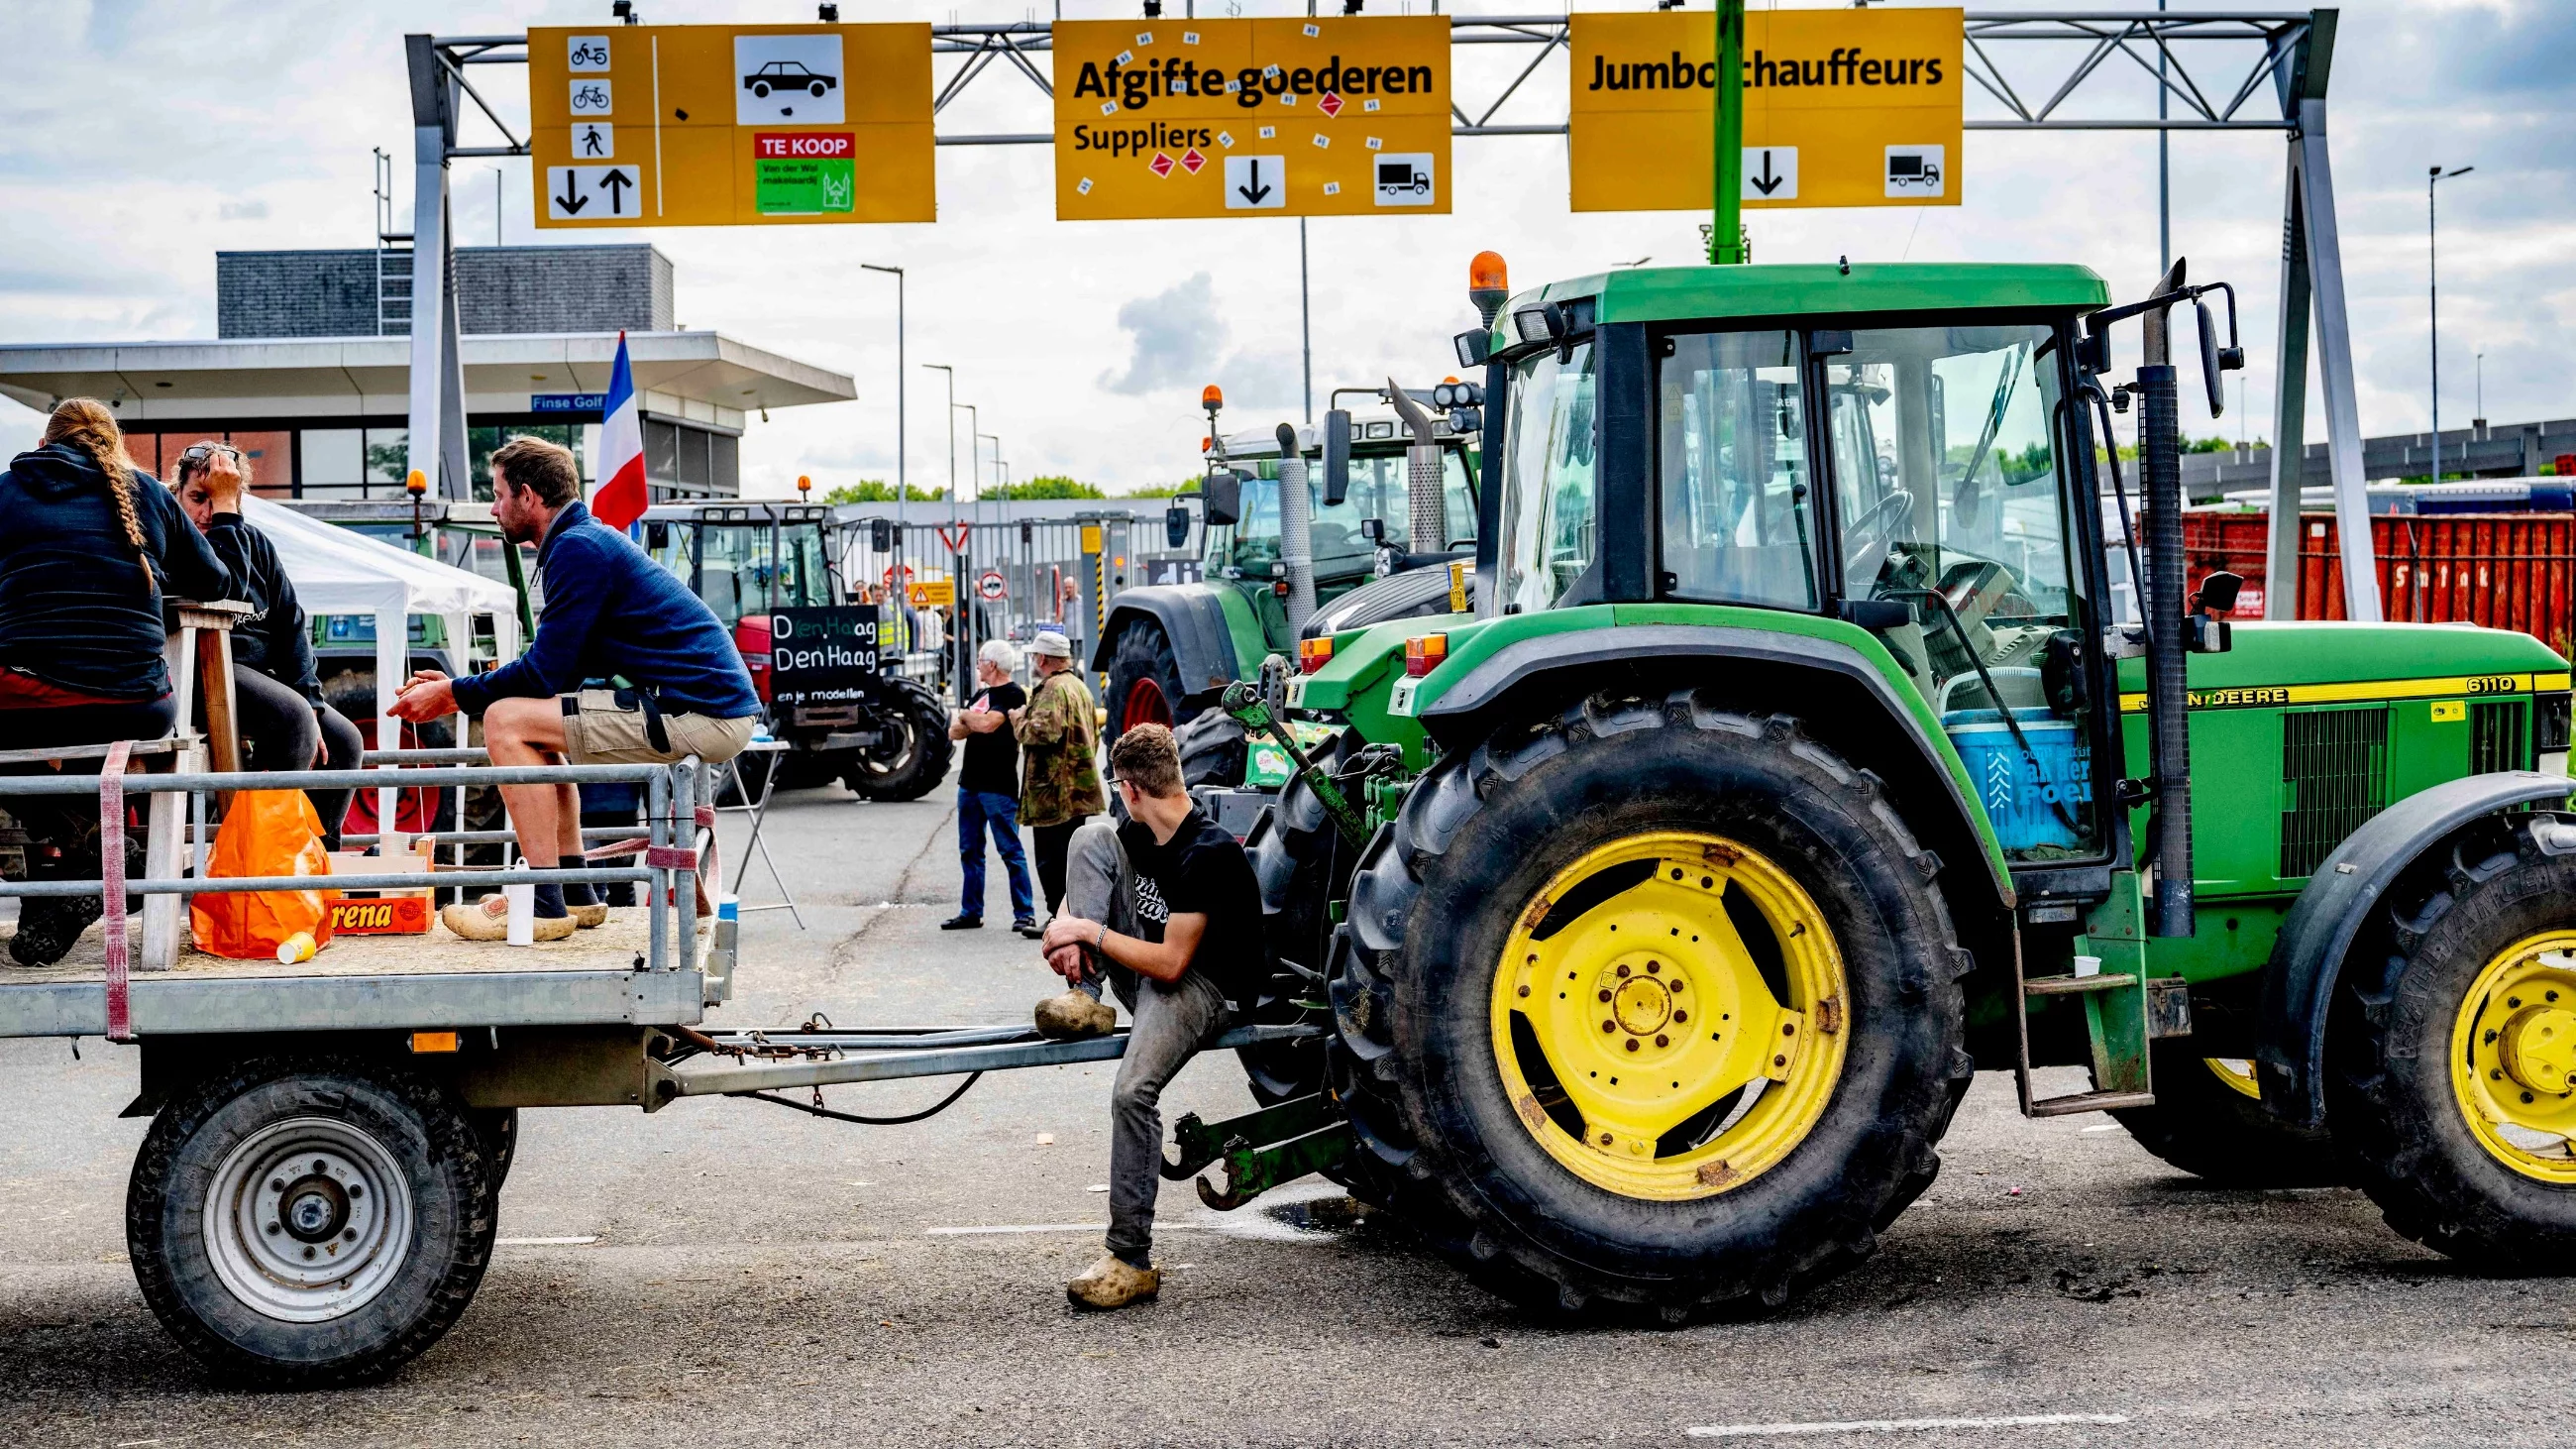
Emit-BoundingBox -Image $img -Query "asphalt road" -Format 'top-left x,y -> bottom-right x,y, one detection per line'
4,773 -> 2573,1447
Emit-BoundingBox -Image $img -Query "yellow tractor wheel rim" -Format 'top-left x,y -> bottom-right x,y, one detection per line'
2206,1058 -> 2263,1101
2450,930 -> 2576,1183
1489,831 -> 1849,1201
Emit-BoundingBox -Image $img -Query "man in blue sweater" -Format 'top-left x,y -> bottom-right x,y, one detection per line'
389,436 -> 758,942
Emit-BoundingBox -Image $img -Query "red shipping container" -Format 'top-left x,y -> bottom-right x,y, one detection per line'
2181,511 -> 2576,660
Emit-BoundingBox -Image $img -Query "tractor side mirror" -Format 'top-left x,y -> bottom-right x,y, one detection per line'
1360,516 -> 1385,545
1165,503 -> 1192,550
645,521 -> 669,550
2194,570 -> 2244,616
2195,300 -> 2226,416
1203,469 -> 1242,527
1323,408 -> 1353,507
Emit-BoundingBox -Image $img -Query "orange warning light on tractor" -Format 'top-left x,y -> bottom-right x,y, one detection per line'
1468,251 -> 1509,293
1202,384 -> 1225,412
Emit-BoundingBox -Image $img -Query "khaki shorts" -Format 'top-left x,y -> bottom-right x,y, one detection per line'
559,690 -> 756,766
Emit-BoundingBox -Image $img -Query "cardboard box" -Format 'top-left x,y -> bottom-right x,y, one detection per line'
327,895 -> 433,936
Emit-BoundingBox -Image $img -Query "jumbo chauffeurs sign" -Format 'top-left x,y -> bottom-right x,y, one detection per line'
1053,16 -> 1450,220
1568,8 -> 1962,212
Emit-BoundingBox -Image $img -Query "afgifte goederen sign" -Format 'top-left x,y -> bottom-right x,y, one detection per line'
769,606 -> 880,706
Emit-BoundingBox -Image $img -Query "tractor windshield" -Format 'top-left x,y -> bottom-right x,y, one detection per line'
653,519 -> 834,629
1497,340 -> 1598,613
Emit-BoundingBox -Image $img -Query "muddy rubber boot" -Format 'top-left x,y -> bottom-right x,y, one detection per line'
1034,989 -> 1116,1040
8,894 -> 101,968
441,894 -> 576,943
1066,1254 -> 1160,1311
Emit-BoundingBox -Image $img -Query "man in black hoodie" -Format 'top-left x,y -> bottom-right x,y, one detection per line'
169,443 -> 366,846
0,399 -> 237,966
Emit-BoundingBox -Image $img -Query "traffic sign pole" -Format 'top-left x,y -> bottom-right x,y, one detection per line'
1710,0 -> 1746,265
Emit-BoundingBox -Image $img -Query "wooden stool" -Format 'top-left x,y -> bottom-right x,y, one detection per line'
164,600 -> 254,777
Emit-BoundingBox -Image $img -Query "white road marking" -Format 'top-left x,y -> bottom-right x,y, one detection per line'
494,1235 -> 600,1246
1685,1412 -> 2129,1438
926,1222 -> 1106,1236
2080,1124 -> 2121,1134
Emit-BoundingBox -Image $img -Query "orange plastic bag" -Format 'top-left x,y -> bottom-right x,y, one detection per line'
190,790 -> 338,960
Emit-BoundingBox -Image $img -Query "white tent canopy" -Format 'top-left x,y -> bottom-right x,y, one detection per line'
240,497 -> 521,827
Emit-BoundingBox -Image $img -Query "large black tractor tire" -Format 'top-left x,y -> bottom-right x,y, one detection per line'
1235,736 -> 1354,1105
2110,1042 -> 2347,1187
1175,710 -> 1247,790
842,679 -> 954,803
127,1056 -> 498,1388
1106,618 -> 1196,741
2329,812 -> 2576,1267
1333,691 -> 1975,1320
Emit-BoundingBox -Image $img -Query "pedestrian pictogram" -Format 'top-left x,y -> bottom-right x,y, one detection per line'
1745,147 -> 1796,199
1228,155 -> 1285,210
547,165 -> 640,220
977,571 -> 1009,603
575,122 -> 613,159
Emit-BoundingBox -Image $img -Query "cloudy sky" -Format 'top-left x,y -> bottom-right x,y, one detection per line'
1,0 -> 2567,498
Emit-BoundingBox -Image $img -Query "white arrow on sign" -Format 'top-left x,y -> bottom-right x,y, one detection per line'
1743,147 -> 1798,201
1225,155 -> 1286,210
547,166 -> 641,221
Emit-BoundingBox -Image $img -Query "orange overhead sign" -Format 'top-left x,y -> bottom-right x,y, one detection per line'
528,24 -> 934,228
1568,8 -> 1963,212
1052,16 -> 1450,221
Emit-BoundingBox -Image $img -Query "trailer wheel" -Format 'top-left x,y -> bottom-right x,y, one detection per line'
127,1057 -> 497,1388
1107,618 -> 1194,740
2109,1043 -> 2347,1187
2331,814 -> 2576,1266
1338,692 -> 1972,1319
842,679 -> 954,803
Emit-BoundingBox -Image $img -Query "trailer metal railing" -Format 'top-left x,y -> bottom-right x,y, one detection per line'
0,752 -> 706,999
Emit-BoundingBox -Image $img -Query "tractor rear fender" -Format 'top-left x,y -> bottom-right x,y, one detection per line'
1417,623 -> 2018,962
2253,770 -> 2576,1129
1090,587 -> 1246,705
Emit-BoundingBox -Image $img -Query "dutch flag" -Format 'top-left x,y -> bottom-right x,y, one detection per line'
590,330 -> 648,532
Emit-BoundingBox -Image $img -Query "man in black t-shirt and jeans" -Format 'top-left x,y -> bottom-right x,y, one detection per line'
944,638 -> 1037,934
1037,723 -> 1262,1311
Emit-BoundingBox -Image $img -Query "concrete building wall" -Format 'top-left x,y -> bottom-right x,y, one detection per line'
217,245 -> 674,339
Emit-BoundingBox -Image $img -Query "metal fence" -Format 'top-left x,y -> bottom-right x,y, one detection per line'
834,509 -> 1200,700
2185,511 -> 2576,659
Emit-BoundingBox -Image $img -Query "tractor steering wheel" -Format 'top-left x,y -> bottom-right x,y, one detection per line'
1842,487 -> 1915,584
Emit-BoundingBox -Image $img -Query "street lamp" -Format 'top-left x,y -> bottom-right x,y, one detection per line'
860,264 -> 905,537
2429,164 -> 2473,485
921,363 -> 955,509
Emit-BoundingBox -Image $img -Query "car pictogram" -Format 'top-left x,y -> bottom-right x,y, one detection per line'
744,60 -> 837,99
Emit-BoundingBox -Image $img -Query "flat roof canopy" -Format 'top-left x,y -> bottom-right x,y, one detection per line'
0,330 -> 853,433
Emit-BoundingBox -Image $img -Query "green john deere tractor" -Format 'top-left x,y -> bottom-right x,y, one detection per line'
1172,257 -> 2576,1321
1094,382 -> 1482,788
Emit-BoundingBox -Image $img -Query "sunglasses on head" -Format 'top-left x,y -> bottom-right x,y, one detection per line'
177,443 -> 241,465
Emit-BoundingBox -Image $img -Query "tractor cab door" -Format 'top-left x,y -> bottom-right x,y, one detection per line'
1817,322 -> 2108,869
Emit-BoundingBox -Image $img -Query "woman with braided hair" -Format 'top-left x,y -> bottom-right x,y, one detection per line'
0,398 -> 236,966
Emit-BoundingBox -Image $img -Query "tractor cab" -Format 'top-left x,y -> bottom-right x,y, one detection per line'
641,501 -> 838,640
1476,269 -> 2115,869
1196,397 -> 1480,608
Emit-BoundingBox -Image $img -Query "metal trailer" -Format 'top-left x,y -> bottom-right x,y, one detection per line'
0,744 -> 1300,1388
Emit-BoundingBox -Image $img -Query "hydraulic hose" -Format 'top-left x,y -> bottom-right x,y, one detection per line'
1275,422 -> 1317,636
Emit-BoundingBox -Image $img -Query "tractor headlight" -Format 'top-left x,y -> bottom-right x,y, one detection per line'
2538,690 -> 2571,754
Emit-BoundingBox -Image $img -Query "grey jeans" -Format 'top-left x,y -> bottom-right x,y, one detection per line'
1061,819 -> 1234,1267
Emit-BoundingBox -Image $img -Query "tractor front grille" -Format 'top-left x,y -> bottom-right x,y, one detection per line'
2472,699 -> 2529,774
2280,707 -> 2390,879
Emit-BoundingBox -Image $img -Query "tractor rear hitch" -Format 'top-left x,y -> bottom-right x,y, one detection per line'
1163,1092 -> 1351,1210
1221,678 -> 1373,847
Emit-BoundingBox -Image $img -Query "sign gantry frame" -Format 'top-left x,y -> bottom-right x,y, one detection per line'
400,8 -> 2370,618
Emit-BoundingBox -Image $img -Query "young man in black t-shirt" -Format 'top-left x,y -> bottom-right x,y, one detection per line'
1037,723 -> 1262,1310
944,639 -> 1036,933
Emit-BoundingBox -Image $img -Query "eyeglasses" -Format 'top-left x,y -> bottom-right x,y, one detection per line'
176,443 -> 241,466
